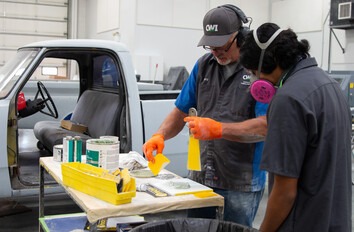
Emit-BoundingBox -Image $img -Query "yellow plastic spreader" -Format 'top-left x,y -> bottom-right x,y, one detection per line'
61,162 -> 136,205
187,107 -> 201,171
187,136 -> 201,171
148,153 -> 170,176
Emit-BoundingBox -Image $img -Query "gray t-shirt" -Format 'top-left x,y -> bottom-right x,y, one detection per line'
222,61 -> 239,81
261,58 -> 352,232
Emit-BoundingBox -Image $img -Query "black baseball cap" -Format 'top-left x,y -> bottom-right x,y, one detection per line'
198,6 -> 242,47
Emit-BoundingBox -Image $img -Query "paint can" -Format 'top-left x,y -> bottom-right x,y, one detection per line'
53,144 -> 63,162
62,136 -> 74,163
73,136 -> 82,162
86,138 -> 119,171
99,136 -> 119,143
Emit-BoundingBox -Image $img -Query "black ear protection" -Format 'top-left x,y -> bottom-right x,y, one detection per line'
220,4 -> 251,47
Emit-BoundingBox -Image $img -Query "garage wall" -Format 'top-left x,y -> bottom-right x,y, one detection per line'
133,0 -> 269,80
3,0 -> 353,77
82,0 -> 270,81
0,0 -> 68,68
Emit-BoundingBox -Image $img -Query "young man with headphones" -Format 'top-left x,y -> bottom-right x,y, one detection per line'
143,5 -> 268,227
240,22 -> 352,231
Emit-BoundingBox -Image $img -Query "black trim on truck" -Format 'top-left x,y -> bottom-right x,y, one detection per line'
139,91 -> 180,100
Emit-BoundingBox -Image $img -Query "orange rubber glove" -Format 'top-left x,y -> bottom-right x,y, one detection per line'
184,116 -> 222,140
142,133 -> 165,163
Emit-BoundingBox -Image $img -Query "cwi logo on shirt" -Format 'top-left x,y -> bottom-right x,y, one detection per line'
206,24 -> 218,32
241,74 -> 251,86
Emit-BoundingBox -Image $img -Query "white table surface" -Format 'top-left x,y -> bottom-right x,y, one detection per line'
39,156 -> 224,223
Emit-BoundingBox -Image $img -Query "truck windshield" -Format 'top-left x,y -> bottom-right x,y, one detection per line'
0,49 -> 39,99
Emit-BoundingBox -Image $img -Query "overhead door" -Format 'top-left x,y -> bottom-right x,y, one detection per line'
0,0 -> 68,67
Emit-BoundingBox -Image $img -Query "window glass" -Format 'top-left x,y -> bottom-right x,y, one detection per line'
0,49 -> 39,98
30,58 -> 79,81
93,55 -> 120,89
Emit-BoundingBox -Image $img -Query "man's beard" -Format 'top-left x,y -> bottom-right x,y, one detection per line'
215,57 -> 232,65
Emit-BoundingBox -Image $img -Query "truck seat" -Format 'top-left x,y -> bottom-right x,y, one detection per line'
34,90 -> 120,153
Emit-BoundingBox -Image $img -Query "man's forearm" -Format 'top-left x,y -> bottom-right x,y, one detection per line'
260,175 -> 298,232
221,116 -> 267,142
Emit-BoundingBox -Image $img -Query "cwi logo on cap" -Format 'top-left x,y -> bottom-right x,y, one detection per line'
206,24 -> 218,32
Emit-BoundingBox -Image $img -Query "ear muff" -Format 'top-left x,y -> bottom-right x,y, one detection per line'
220,4 -> 248,24
236,26 -> 249,47
220,4 -> 250,47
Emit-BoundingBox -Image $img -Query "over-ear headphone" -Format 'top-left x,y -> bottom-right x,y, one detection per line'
219,4 -> 250,47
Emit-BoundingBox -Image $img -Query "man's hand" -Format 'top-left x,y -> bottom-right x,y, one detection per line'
184,116 -> 222,140
142,134 -> 165,163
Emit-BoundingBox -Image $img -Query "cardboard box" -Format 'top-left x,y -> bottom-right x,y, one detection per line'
61,120 -> 88,133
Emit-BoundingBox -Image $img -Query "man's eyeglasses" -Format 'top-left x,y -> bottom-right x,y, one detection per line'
203,35 -> 237,53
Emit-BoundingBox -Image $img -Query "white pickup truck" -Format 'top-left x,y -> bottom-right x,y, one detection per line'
0,39 -> 189,204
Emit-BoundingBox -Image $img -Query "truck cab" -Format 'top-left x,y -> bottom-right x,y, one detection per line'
0,39 -> 189,204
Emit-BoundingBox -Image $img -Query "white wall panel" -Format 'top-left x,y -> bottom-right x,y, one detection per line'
135,54 -> 164,81
137,0 -> 206,29
173,0 -> 207,29
97,0 -> 120,33
241,0 -> 270,28
137,0 -> 173,27
272,0 -> 323,32
84,0 -> 354,75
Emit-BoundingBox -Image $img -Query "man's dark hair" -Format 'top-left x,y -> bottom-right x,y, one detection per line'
239,23 -> 310,74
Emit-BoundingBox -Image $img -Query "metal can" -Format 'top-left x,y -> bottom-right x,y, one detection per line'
53,144 -> 63,162
73,136 -> 82,162
99,136 -> 119,143
86,138 -> 119,171
62,136 -> 73,163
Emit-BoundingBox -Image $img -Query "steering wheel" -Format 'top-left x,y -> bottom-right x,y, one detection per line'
34,81 -> 58,118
